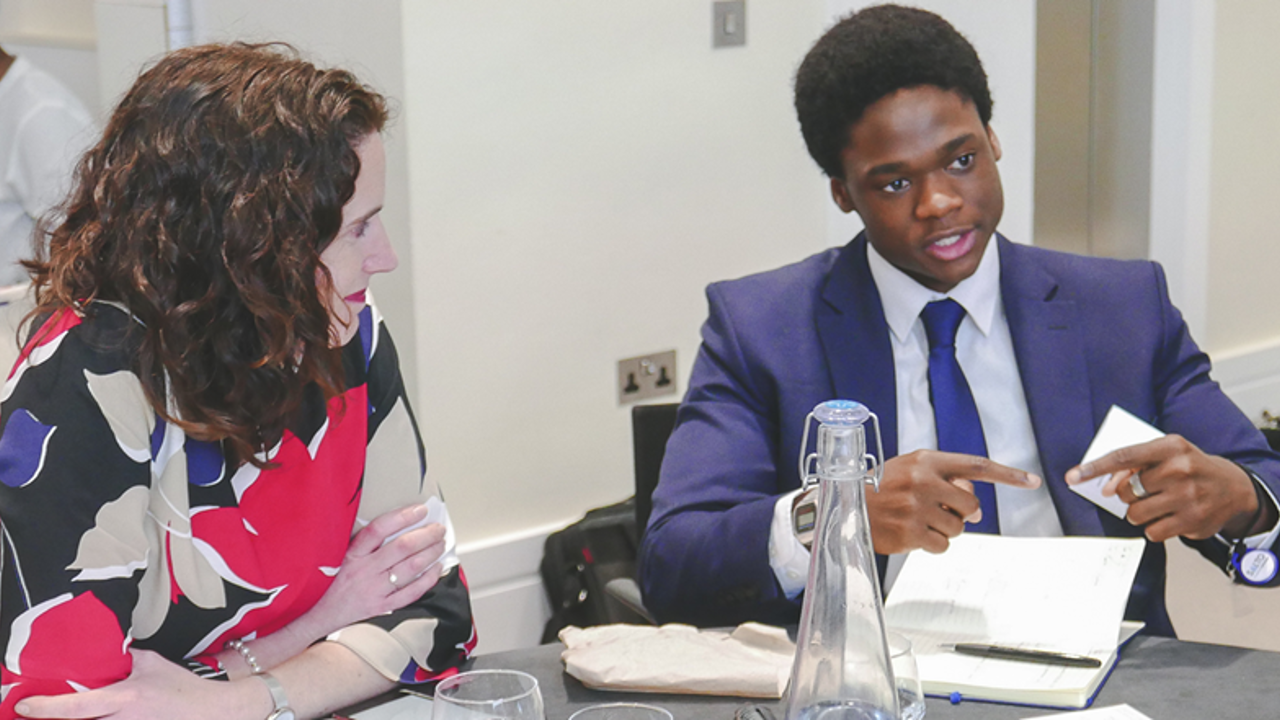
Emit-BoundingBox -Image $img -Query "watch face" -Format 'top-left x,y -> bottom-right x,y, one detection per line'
792,486 -> 819,549
1237,548 -> 1279,585
794,506 -> 816,533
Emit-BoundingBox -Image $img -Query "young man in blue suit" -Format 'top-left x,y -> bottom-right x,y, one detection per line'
639,4 -> 1280,634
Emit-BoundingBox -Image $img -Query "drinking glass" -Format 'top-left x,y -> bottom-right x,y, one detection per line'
432,669 -> 544,720
887,632 -> 925,720
567,703 -> 673,720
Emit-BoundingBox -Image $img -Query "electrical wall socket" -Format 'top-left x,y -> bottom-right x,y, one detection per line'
618,350 -> 678,405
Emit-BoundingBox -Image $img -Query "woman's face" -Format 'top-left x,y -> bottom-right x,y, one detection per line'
319,133 -> 397,346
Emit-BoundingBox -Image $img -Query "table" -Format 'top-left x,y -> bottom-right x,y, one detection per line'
353,635 -> 1280,719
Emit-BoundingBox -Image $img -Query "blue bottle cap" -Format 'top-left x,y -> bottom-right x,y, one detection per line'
812,399 -> 870,426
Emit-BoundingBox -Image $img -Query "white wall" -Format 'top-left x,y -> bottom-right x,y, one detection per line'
402,2 -> 827,554
0,0 -> 99,112
401,2 -> 832,652
94,1 -> 169,109
0,0 -> 95,46
823,1 -> 1037,248
1148,0 -> 1215,340
1204,0 -> 1280,355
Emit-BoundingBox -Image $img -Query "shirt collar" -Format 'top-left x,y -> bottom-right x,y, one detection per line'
866,235 -> 1002,343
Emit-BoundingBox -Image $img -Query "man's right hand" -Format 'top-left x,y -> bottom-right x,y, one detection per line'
866,450 -> 1041,554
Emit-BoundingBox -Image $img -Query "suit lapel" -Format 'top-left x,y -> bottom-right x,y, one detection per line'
1000,239 -> 1105,536
815,235 -> 900,459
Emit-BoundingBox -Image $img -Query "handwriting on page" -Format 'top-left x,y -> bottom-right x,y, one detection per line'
884,535 -> 1144,654
883,535 -> 1146,705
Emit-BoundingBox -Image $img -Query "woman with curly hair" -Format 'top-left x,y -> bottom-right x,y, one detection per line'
0,43 -> 474,719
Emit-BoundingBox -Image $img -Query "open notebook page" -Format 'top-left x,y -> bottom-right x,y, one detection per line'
885,534 -> 1143,652
884,535 -> 1144,703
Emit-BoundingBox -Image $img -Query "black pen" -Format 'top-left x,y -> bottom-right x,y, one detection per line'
949,643 -> 1102,668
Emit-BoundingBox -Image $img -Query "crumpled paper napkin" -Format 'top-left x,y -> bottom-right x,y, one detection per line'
559,622 -> 796,699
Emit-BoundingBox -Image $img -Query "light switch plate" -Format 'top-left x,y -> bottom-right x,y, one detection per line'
713,0 -> 746,48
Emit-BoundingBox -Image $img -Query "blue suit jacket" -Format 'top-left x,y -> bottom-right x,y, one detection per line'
639,234 -> 1280,633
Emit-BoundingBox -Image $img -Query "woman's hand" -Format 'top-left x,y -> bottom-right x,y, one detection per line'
302,502 -> 449,633
15,650 -> 272,720
216,503 -> 449,677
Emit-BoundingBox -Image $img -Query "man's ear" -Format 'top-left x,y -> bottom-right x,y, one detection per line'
829,177 -> 858,214
987,125 -> 1002,162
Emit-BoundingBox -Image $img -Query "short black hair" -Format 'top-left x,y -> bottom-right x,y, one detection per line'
794,4 -> 993,179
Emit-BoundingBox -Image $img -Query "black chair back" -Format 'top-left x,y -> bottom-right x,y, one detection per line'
631,402 -> 680,532
1263,427 -> 1280,452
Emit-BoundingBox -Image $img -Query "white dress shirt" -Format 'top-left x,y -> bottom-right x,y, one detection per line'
0,57 -> 94,287
769,238 -> 1062,598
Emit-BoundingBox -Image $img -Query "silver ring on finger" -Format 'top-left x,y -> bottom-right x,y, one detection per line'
389,571 -> 399,589
1129,474 -> 1149,499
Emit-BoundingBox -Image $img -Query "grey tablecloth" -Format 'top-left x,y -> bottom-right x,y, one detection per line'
347,635 -> 1280,720
469,635 -> 1280,720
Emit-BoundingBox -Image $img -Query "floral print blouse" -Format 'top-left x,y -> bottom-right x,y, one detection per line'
0,299 -> 475,716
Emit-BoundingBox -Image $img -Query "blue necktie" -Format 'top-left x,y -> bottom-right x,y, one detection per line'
922,299 -> 999,533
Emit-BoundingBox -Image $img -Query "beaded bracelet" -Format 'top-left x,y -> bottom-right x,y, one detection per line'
226,638 -> 263,675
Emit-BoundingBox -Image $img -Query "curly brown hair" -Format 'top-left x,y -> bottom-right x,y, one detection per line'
25,42 -> 388,468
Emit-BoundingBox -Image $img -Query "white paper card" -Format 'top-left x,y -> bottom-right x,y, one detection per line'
351,693 -> 433,720
1070,406 -> 1164,518
378,496 -> 453,547
1029,703 -> 1153,719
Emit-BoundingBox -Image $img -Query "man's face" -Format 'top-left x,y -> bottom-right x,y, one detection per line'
830,85 -> 1004,293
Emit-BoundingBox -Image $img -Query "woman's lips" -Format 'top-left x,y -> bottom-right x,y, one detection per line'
344,289 -> 367,304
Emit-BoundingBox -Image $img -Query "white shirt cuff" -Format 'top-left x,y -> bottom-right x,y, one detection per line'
1215,470 -> 1280,552
768,489 -> 811,599
1239,475 -> 1280,550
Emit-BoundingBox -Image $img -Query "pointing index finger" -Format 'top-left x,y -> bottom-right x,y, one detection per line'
934,451 -> 1042,489
1066,437 -> 1169,484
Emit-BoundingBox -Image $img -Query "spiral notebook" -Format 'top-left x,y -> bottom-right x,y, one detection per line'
884,534 -> 1146,709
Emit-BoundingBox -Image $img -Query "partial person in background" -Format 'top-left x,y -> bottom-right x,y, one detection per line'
0,44 -> 93,287
0,43 -> 474,720
640,4 -> 1280,633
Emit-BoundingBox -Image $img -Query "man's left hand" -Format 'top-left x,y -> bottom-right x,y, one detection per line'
1066,434 -> 1265,542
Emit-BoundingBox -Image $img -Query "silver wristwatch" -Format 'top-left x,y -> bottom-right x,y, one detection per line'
792,485 -> 819,549
255,671 -> 296,720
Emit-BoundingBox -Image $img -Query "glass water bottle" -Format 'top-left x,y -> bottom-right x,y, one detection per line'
784,400 -> 898,720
